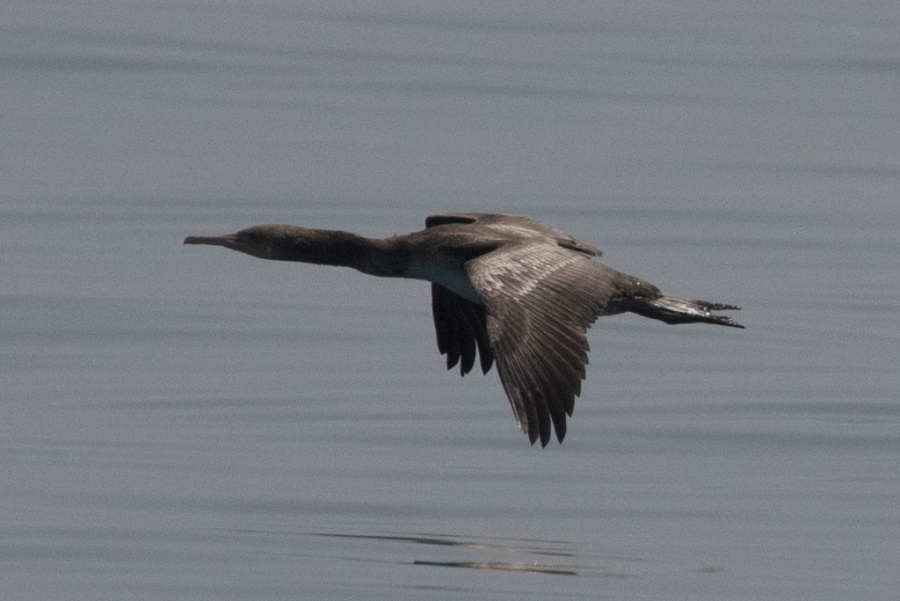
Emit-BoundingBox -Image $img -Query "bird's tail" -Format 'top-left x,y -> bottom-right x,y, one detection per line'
625,296 -> 745,329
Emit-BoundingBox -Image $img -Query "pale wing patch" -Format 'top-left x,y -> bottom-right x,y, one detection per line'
475,244 -> 585,298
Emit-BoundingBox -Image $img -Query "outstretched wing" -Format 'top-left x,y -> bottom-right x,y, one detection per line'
466,242 -> 619,446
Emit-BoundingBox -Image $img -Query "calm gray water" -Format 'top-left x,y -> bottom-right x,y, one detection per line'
3,2 -> 899,599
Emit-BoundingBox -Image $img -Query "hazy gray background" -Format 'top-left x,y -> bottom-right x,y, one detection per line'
3,2 -> 898,599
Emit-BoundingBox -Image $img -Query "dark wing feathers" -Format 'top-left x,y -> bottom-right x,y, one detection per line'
469,243 -> 619,445
425,214 -> 479,228
486,307 -> 583,446
431,284 -> 494,376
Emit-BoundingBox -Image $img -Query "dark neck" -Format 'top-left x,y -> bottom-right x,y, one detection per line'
271,227 -> 405,277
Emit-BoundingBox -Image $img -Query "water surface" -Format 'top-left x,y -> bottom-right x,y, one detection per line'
3,2 -> 899,599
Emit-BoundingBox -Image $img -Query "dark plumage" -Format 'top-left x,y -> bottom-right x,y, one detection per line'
185,213 -> 743,446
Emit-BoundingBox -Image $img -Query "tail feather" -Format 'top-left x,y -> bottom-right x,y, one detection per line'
627,296 -> 745,329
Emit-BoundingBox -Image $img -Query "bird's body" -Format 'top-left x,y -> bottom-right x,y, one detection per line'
185,213 -> 742,446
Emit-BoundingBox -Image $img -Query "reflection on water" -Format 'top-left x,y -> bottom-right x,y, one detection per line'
315,532 -> 582,577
